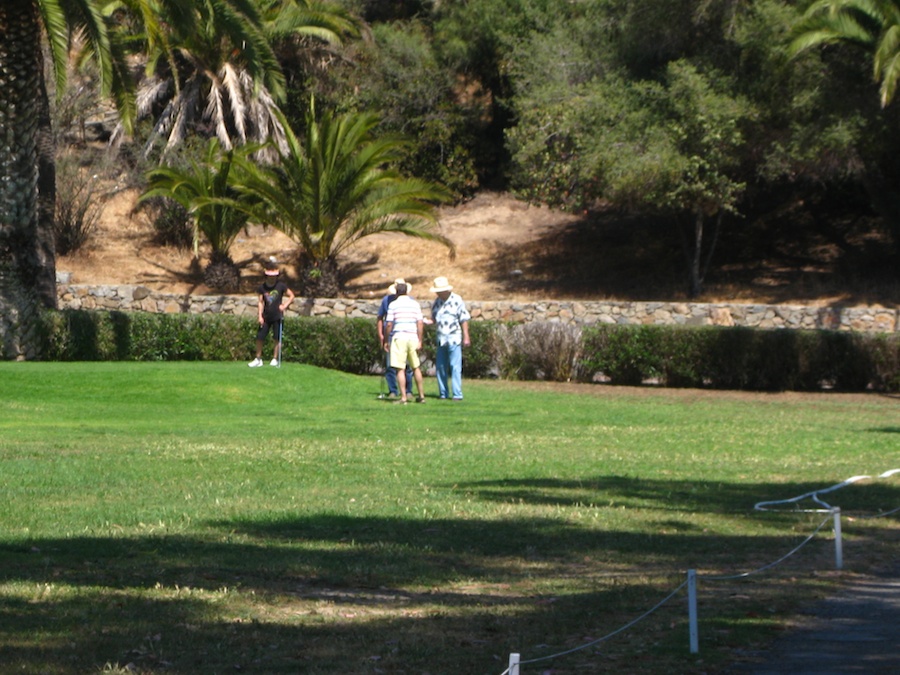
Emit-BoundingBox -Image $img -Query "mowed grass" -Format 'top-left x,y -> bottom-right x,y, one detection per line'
0,362 -> 898,674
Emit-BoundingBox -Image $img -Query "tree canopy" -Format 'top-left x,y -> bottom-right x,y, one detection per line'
6,0 -> 900,359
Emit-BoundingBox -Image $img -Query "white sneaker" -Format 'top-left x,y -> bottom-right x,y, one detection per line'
248,358 -> 263,367
270,359 -> 279,367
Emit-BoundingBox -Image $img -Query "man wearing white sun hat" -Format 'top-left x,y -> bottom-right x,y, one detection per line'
429,276 -> 471,401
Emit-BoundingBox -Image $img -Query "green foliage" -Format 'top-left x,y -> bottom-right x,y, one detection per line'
283,316 -> 379,373
140,138 -> 251,261
867,332 -> 900,391
579,324 -> 900,392
112,0 -> 286,155
233,100 -> 452,296
580,325 -> 667,386
39,310 -> 249,362
325,21 -> 480,198
37,309 -> 380,372
36,309 -> 900,392
790,0 -> 900,108
141,196 -> 194,249
420,320 -> 499,380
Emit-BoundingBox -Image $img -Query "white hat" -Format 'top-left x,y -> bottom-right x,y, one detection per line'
264,256 -> 280,276
388,277 -> 411,295
430,276 -> 453,293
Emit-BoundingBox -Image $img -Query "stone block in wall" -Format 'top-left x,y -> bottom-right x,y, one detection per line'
710,307 -> 734,327
875,312 -> 896,331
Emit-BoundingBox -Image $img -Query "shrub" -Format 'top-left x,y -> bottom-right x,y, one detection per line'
658,327 -> 709,388
285,317 -> 381,374
493,322 -> 583,381
580,325 -> 666,385
418,321 -> 498,379
703,327 -> 805,391
34,310 -> 900,392
866,333 -> 900,393
54,155 -> 104,255
140,196 -> 194,249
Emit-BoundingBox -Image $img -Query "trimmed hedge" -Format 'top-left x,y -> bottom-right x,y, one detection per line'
35,309 -> 900,392
37,310 -> 497,377
579,324 -> 900,392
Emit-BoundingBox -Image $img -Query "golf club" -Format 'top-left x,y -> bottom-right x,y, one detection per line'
277,319 -> 284,368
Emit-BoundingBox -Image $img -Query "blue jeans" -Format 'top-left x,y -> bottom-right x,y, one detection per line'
435,342 -> 463,399
384,349 -> 412,396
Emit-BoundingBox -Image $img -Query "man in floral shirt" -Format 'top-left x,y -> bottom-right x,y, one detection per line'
429,276 -> 471,400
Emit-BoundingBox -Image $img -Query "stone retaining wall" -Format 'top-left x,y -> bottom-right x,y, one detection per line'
57,284 -> 899,333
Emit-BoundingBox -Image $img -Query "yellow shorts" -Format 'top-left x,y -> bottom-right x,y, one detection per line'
390,335 -> 420,370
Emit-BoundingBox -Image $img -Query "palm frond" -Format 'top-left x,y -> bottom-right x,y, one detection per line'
790,0 -> 900,105
205,81 -> 233,150
878,45 -> 900,104
38,0 -> 72,97
221,63 -> 248,143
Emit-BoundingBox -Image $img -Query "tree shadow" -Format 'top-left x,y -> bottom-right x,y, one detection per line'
0,570 -> 701,673
2,474 -> 896,672
483,201 -> 900,305
448,475 -> 900,516
485,211 -> 685,300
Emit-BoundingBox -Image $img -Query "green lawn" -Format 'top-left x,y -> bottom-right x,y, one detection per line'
1,362 -> 898,674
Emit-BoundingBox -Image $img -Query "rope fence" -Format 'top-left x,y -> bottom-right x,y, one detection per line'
501,468 -> 900,675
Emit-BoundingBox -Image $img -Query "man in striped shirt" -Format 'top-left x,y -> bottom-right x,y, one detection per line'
384,283 -> 426,404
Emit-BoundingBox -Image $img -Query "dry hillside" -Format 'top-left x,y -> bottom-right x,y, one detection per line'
58,190 -> 899,307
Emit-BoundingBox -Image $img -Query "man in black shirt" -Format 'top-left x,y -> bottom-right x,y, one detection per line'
249,259 -> 295,367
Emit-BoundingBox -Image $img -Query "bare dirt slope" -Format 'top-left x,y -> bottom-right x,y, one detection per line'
58,189 -> 898,306
58,191 -> 579,300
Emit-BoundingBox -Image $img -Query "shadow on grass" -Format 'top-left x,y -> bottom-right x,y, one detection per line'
0,575 -> 710,674
447,475 -> 900,516
2,474 -> 897,673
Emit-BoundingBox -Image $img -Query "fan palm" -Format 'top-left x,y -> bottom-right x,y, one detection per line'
235,100 -> 453,297
790,0 -> 900,107
111,0 -> 358,160
1,0 -> 126,359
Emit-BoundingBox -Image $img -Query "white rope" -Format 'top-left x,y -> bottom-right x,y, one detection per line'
705,514 -> 832,581
754,469 -> 900,513
856,504 -> 900,519
512,580 -> 688,669
500,468 -> 900,673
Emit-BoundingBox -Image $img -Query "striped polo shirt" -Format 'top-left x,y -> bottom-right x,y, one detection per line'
386,295 -> 423,337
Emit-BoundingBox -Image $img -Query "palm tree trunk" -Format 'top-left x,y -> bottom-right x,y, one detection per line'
0,0 -> 52,359
37,53 -> 59,309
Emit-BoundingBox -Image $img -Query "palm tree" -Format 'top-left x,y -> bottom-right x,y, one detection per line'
1,0 -> 122,359
790,0 -> 900,259
140,138 -> 252,290
235,100 -> 453,297
790,0 -> 900,107
111,0 -> 359,160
